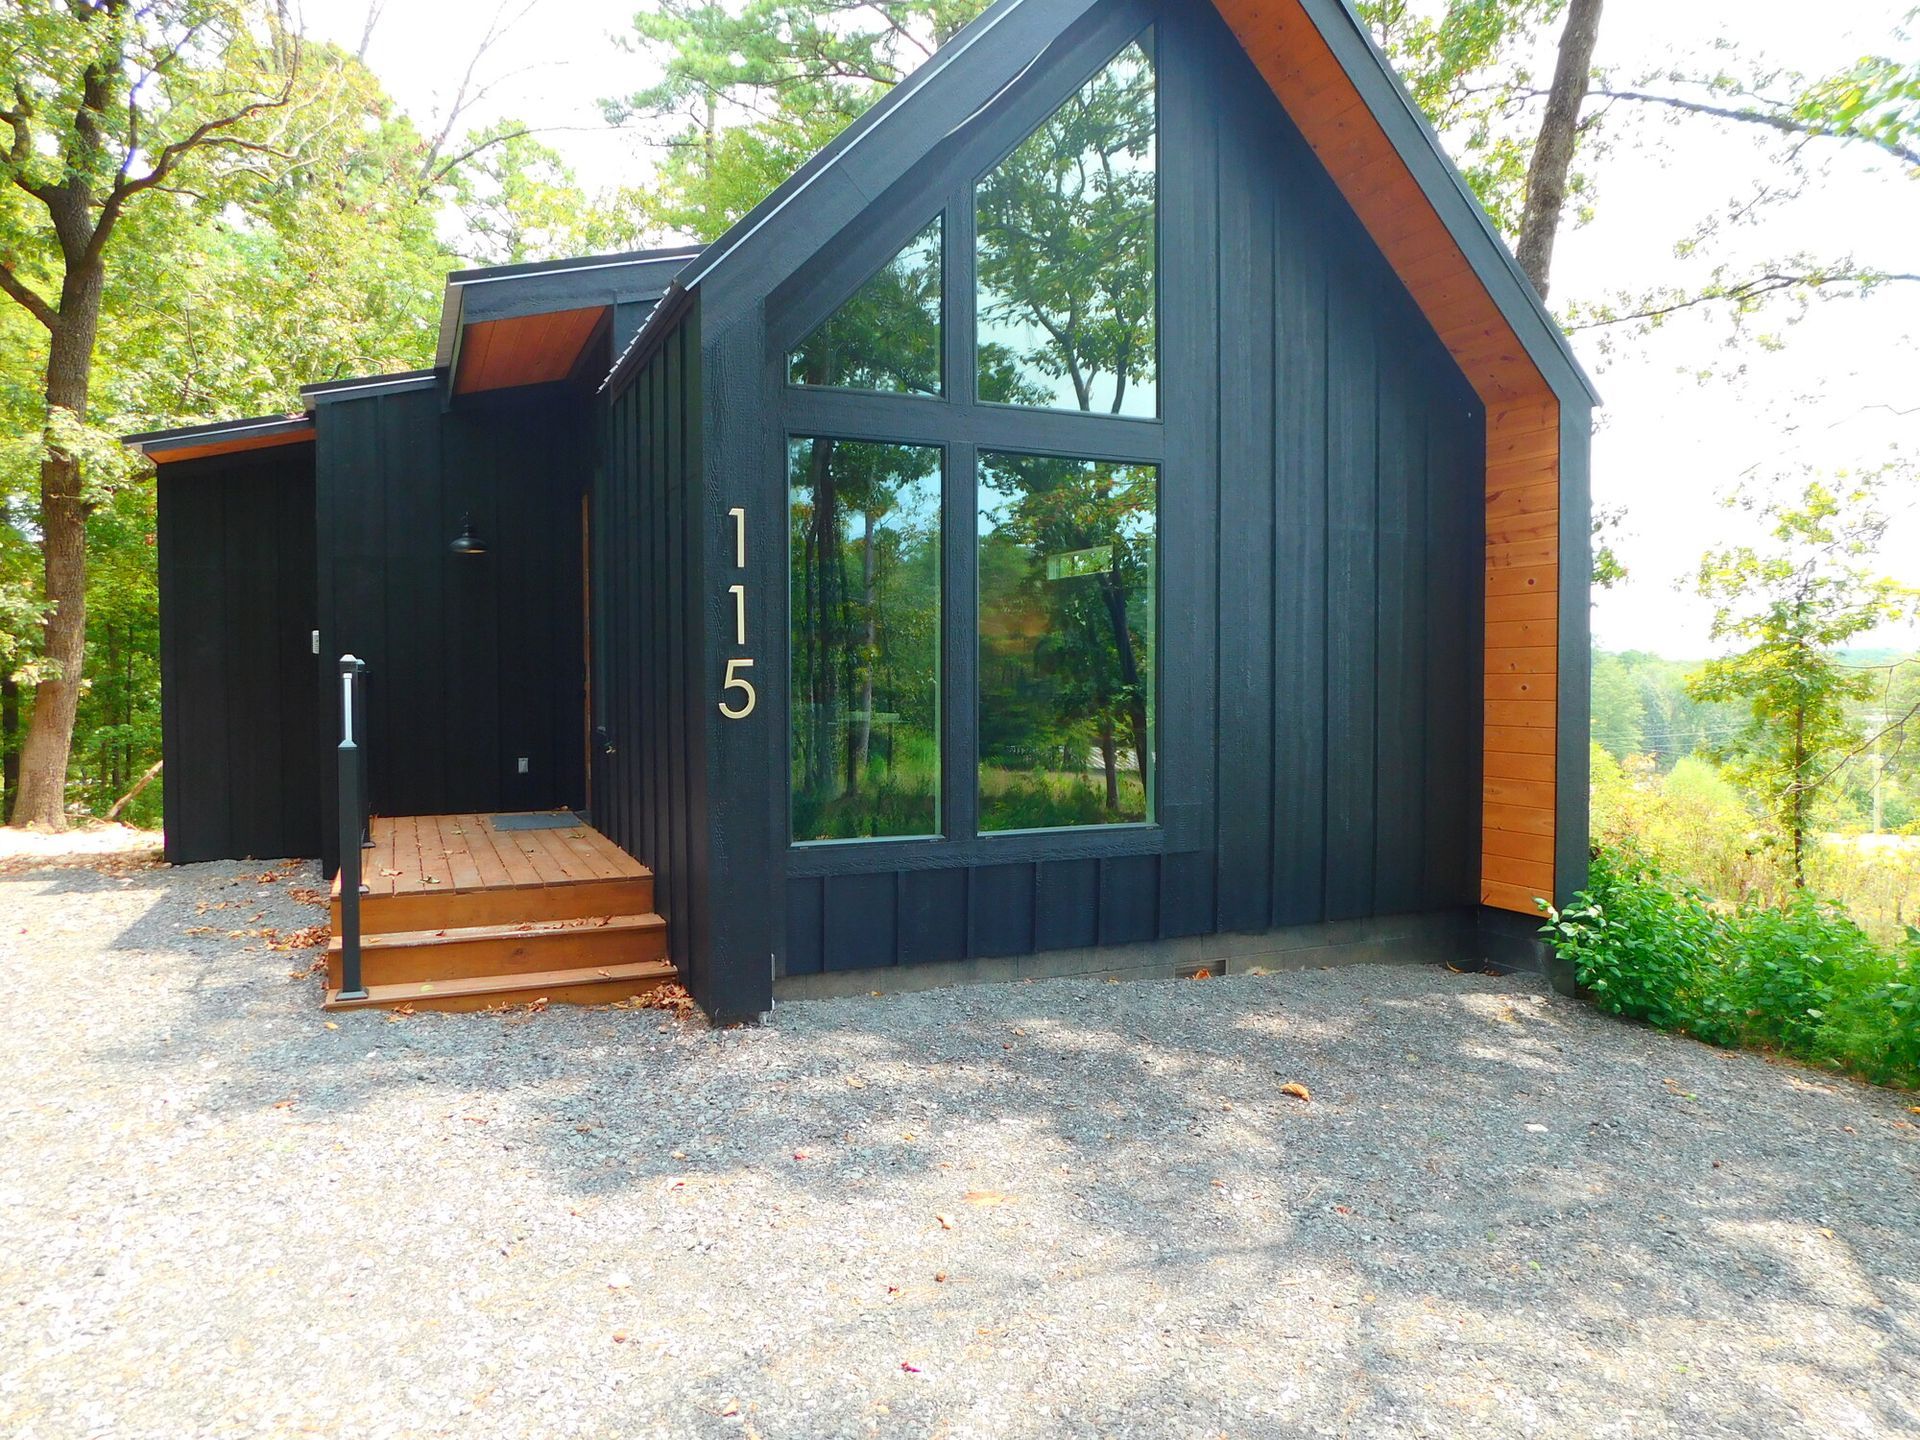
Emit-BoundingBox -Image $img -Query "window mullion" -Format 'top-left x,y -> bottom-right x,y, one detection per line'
945,439 -> 980,845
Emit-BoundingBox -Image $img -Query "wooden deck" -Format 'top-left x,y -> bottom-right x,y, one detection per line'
326,812 -> 672,1012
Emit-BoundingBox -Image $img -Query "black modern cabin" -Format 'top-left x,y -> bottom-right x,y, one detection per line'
128,0 -> 1594,1021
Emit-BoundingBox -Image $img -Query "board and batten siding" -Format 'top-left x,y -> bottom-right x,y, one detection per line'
590,305 -> 711,996
775,0 -> 1485,977
157,446 -> 322,864
1213,0 -> 1592,916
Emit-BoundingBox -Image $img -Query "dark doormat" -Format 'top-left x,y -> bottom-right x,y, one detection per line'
490,812 -> 585,831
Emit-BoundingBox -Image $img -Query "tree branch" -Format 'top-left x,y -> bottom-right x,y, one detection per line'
0,260 -> 58,329
1566,269 -> 1920,330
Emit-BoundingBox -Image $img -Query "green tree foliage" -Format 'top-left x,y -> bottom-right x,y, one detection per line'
606,0 -> 992,240
1589,651 -> 1645,757
451,125 -> 643,268
1689,472 -> 1917,884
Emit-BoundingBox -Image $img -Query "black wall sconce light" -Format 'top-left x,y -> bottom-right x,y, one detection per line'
450,513 -> 488,557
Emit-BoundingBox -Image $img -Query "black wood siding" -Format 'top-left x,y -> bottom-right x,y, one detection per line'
157,448 -> 321,863
316,383 -> 588,869
770,0 -> 1484,977
591,308 -> 711,993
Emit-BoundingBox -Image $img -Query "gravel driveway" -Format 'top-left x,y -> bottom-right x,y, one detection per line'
4,853 -> 1917,1440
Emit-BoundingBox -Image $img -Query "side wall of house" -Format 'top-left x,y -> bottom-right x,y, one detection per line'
158,446 -> 322,863
592,306 -> 712,996
315,383 -> 589,870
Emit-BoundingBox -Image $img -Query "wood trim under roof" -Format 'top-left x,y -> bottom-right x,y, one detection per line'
1212,0 -> 1564,915
129,418 -> 314,466
453,305 -> 608,396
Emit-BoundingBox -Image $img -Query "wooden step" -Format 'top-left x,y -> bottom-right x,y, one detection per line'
330,873 -> 654,935
326,912 -> 668,989
322,957 -> 677,1013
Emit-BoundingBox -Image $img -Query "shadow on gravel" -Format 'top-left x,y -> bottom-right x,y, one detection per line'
72,868 -> 1920,1435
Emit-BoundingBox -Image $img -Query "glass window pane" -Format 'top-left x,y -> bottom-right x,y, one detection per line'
790,437 -> 943,841
789,218 -> 943,396
977,451 -> 1156,831
975,37 -> 1156,417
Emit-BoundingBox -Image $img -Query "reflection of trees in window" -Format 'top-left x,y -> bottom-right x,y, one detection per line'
978,452 -> 1155,830
789,219 -> 943,396
975,37 -> 1157,417
790,438 -> 943,841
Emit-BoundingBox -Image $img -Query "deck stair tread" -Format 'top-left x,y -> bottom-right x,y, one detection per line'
327,911 -> 665,953
322,957 -> 676,1012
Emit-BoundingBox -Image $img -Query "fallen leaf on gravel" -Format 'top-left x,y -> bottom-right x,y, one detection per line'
612,1332 -> 628,1343
324,1021 -> 338,1030
846,1075 -> 866,1088
900,1361 -> 921,1374
272,1097 -> 296,1109
1188,968 -> 1212,980
607,1272 -> 632,1289
718,1399 -> 739,1416
934,1272 -> 948,1283
963,1190 -> 1010,1207
1910,1106 -> 1919,1115
935,1213 -> 955,1230
1279,1082 -> 1311,1102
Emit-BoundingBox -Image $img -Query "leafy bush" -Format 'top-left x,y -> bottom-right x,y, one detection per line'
1544,843 -> 1920,1088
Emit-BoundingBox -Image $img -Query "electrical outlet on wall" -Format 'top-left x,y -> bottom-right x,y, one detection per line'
516,756 -> 529,774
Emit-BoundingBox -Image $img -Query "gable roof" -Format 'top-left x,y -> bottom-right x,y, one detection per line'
605,0 -> 1597,410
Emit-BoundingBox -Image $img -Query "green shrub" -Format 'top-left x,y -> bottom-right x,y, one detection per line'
1544,843 -> 1920,1089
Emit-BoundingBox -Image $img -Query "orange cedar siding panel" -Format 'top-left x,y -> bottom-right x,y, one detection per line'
1484,802 -> 1555,837
1486,699 -> 1556,729
1487,618 -> 1555,648
1486,515 -> 1559,548
1487,480 -> 1559,522
1482,826 -> 1556,864
1489,425 -> 1562,465
1482,879 -> 1550,913
1485,724 -> 1556,756
1487,589 -> 1558,623
1483,749 -> 1557,783
1487,644 -> 1557,675
1486,537 -> 1559,570
1485,564 -> 1558,598
1486,777 -> 1555,810
1483,852 -> 1556,890
1485,675 -> 1553,705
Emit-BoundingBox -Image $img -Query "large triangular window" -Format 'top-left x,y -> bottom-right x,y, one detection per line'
975,36 -> 1157,418
788,217 -> 943,397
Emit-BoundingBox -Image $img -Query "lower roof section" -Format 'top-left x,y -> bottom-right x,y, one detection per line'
122,413 -> 314,466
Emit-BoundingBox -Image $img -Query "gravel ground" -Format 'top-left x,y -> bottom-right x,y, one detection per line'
3,854 -> 1918,1440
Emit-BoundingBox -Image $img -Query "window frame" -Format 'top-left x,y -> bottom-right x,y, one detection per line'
772,22 -> 1169,868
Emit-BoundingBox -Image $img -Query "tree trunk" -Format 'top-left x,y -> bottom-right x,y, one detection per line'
1097,717 -> 1119,812
1514,0 -> 1604,300
11,262 -> 105,832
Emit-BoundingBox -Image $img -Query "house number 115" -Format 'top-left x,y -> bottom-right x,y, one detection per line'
719,506 -> 756,719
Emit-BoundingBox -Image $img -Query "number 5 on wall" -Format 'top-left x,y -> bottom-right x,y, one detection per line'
719,657 -> 757,719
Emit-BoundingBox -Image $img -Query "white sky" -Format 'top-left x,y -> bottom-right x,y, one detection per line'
298,0 -> 1920,661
